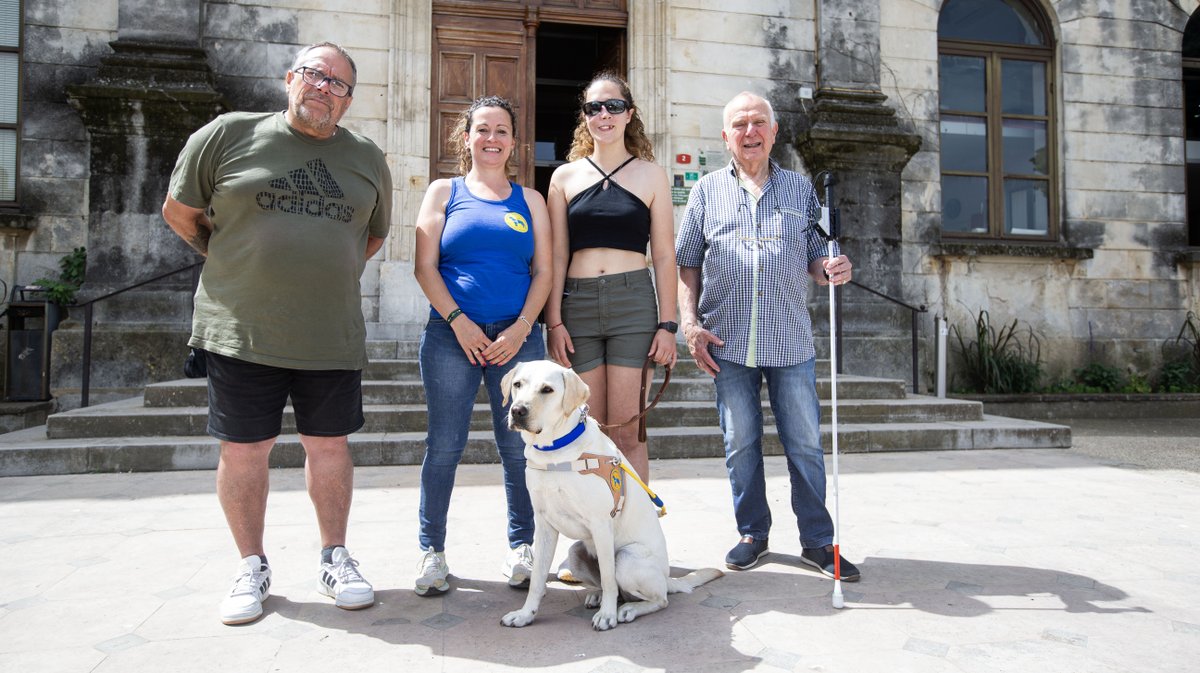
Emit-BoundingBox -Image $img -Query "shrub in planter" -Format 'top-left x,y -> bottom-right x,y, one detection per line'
951,309 -> 1043,394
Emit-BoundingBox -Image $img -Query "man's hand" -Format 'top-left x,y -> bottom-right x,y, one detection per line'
684,322 -> 723,377
815,254 -> 852,286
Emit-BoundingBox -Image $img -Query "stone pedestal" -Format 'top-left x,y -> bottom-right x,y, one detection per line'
59,31 -> 228,407
66,39 -> 227,297
797,87 -> 922,383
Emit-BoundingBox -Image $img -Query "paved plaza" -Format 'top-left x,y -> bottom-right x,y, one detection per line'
1,418 -> 1198,673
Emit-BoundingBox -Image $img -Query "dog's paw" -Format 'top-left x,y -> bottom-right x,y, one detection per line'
617,604 -> 640,623
501,609 -> 536,628
592,609 -> 619,631
583,591 -> 602,609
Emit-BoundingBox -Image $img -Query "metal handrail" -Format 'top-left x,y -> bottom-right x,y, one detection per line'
836,279 -> 928,393
78,261 -> 204,407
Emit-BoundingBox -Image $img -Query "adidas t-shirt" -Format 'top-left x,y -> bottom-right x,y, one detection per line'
169,111 -> 392,370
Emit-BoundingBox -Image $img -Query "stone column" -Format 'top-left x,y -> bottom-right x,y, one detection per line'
797,0 -> 922,384
55,0 -> 228,407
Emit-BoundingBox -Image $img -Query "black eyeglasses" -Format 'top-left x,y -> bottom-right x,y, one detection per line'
293,66 -> 354,98
582,99 -> 631,117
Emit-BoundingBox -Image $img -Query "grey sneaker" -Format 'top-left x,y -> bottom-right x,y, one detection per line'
318,546 -> 374,609
502,543 -> 534,588
414,549 -> 450,596
220,555 -> 271,625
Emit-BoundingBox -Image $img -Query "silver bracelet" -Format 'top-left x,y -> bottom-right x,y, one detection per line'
518,315 -> 533,334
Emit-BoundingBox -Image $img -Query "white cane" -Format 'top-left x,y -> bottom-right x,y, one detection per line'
819,179 -> 845,610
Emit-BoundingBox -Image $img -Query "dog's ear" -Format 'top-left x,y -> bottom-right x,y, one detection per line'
501,365 -> 519,407
560,366 -> 590,418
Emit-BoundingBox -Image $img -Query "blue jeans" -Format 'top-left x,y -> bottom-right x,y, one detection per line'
713,357 -> 833,549
418,317 -> 545,551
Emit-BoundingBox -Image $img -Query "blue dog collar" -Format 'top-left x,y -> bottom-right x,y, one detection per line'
533,419 -> 587,452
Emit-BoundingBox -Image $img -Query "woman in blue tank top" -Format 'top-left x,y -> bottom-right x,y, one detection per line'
543,73 -> 679,486
412,96 -> 551,597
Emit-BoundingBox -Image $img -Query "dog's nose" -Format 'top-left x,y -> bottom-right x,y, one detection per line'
511,404 -> 528,420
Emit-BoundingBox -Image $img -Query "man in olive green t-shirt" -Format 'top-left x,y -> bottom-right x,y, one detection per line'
162,42 -> 391,626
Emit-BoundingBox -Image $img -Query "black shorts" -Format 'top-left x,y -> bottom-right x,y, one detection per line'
204,350 -> 365,443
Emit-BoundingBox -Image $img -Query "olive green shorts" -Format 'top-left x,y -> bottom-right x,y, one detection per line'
561,269 -> 658,373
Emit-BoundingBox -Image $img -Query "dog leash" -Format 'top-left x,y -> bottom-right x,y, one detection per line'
597,357 -> 673,443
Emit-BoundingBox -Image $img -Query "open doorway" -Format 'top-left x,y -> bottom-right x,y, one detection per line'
533,23 -> 624,197
1185,9 -> 1200,247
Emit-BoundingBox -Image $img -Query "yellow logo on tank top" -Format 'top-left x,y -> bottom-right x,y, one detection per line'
504,212 -> 529,233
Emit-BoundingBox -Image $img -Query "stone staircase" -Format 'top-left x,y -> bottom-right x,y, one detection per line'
0,341 -> 1070,477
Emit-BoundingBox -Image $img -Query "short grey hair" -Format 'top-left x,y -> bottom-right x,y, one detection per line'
722,92 -> 776,128
291,41 -> 358,86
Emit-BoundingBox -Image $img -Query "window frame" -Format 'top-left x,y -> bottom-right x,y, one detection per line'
938,25 -> 1057,241
0,0 -> 23,209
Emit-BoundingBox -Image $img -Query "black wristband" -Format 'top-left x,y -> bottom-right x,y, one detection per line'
446,308 -> 463,323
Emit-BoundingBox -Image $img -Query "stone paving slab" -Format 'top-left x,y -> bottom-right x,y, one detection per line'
1,442 -> 1198,672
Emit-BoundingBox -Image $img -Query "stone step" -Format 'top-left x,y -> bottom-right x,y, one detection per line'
0,416 -> 1071,477
46,394 -> 985,439
141,374 -> 907,408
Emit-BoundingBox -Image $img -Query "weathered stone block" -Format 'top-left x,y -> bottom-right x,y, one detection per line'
22,25 -> 114,65
1063,44 -> 1180,80
24,0 -> 117,31
20,139 -> 89,180
673,8 -> 814,46
1061,72 -> 1179,108
1064,131 -> 1182,165
1064,103 -> 1182,136
1065,189 -> 1183,224
203,3 -> 299,43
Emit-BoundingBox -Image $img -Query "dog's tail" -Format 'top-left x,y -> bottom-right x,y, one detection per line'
667,568 -> 724,594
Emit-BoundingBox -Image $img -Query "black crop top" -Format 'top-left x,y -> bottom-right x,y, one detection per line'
567,157 -> 652,254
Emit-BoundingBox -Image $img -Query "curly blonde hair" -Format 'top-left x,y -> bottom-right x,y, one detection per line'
448,95 -> 518,175
566,72 -> 654,162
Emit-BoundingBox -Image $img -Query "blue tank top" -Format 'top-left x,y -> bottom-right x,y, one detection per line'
434,177 -> 535,324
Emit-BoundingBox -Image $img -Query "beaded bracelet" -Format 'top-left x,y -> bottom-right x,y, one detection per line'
518,315 -> 533,334
547,323 -> 564,332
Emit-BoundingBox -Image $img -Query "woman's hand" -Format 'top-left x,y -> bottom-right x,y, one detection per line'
481,321 -> 529,366
452,318 -> 492,366
648,329 -> 678,368
547,324 -> 574,367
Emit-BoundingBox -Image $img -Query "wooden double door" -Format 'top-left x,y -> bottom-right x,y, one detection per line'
431,0 -> 627,188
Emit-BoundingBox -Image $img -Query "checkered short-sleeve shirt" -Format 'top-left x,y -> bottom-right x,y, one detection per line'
675,160 -> 834,368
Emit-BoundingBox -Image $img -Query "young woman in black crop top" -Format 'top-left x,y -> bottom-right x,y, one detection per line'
543,72 -> 678,484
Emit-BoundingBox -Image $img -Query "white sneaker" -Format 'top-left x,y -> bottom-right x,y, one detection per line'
503,543 -> 534,588
414,549 -> 449,596
220,555 -> 271,625
318,547 -> 374,610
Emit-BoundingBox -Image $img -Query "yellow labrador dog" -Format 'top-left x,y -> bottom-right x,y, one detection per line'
499,360 -> 721,631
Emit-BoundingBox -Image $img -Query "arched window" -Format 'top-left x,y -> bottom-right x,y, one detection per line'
938,0 -> 1055,240
1182,9 -> 1200,247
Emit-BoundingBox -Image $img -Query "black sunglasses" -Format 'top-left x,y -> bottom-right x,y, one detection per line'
582,99 -> 631,117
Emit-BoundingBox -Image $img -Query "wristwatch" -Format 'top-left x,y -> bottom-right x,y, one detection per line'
656,321 -> 679,334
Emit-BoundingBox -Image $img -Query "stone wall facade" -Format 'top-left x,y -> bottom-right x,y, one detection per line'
4,0 -> 1199,406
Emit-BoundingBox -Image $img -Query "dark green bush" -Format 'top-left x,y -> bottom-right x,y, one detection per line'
1073,362 -> 1122,393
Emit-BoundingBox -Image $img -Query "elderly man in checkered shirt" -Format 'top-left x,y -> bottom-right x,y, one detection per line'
676,92 -> 861,581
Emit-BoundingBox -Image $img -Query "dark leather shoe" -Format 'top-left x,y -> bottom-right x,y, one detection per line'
725,535 -> 769,570
800,545 -> 860,581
